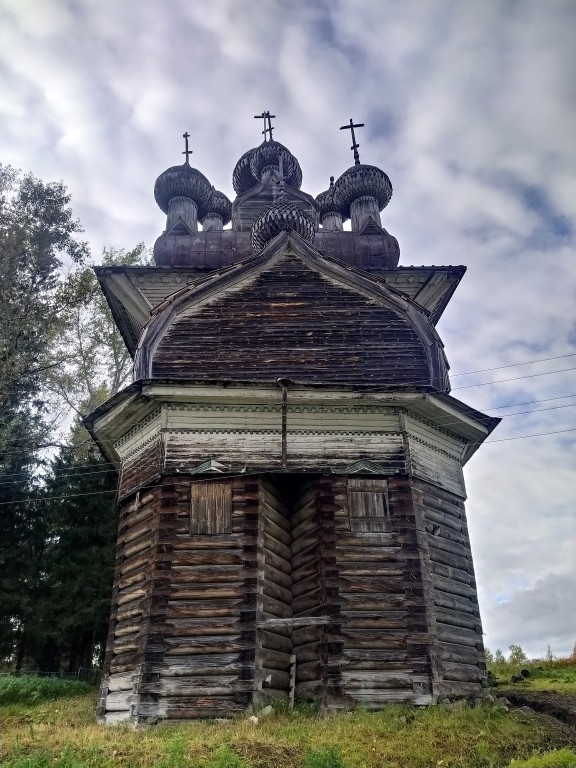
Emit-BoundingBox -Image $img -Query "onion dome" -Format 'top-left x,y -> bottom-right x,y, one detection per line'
332,164 -> 392,219
315,176 -> 340,219
204,188 -> 232,225
232,148 -> 258,195
251,198 -> 315,253
154,163 -> 213,217
249,141 -> 303,189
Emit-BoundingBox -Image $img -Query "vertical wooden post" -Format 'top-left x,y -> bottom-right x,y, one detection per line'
289,653 -> 297,709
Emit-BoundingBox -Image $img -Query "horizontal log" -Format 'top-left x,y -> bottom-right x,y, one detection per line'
170,551 -> 243,567
338,564 -> 405,578
435,610 -> 479,631
258,616 -> 328,629
293,640 -> 320,663
291,588 -> 324,615
261,531 -> 292,561
291,560 -> 319,584
262,577 -> 293,606
441,661 -> 483,683
433,575 -> 477,599
161,654 -> 240,675
262,514 -> 292,547
340,613 -> 407,630
433,590 -> 477,614
262,547 -> 292,576
424,520 -> 467,546
431,562 -> 473,585
291,531 -> 320,558
290,543 -> 319,571
339,595 -> 406,612
171,565 -> 244,584
104,691 -> 134,711
340,630 -> 407,650
291,514 -> 320,542
167,598 -> 242,618
438,643 -> 483,666
162,584 -> 244,599
423,508 -> 463,533
262,561 -> 293,591
296,660 -> 321,682
164,636 -> 241,655
258,647 -> 290,672
119,552 -> 152,577
114,623 -> 141,638
336,532 -> 397,548
433,680 -> 483,698
292,625 -> 322,648
117,570 -> 147,591
107,673 -> 135,692
122,537 -> 152,560
291,573 -> 323,599
427,534 -> 470,558
261,593 -> 292,619
259,629 -> 293,655
165,619 -> 242,636
172,535 -> 244,550
429,545 -> 469,572
290,503 -> 317,531
342,670 -> 414,689
335,546 -> 402,562
436,623 -> 481,647
336,576 -> 404,594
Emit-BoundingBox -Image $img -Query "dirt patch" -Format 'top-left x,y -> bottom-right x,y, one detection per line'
498,690 -> 576,746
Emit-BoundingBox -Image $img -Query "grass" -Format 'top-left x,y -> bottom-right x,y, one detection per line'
0,674 -> 95,705
1,688 -> 576,768
491,658 -> 576,695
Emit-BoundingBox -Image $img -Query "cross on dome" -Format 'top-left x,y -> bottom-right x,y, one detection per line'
340,118 -> 365,165
182,132 -> 193,164
254,110 -> 276,141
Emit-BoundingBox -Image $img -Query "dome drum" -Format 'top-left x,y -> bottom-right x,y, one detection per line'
332,164 -> 392,229
350,195 -> 382,231
154,164 -> 213,221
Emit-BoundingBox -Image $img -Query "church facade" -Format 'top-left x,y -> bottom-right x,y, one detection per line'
86,117 -> 499,724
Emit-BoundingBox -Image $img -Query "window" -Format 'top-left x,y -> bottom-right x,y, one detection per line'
347,477 -> 390,532
190,481 -> 232,534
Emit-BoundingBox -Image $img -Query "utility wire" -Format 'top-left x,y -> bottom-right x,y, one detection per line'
450,352 -> 576,377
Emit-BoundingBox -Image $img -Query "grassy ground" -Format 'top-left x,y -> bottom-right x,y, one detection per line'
492,659 -> 576,695
2,688 -> 576,768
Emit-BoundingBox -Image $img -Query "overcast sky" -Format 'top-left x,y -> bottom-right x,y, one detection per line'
1,0 -> 574,659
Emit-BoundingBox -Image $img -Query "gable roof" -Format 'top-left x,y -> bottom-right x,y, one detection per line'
134,231 -> 450,392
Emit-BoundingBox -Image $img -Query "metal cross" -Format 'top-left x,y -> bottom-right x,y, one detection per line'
340,118 -> 364,165
182,132 -> 193,164
255,110 -> 276,141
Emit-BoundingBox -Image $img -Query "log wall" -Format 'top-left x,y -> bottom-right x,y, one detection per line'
255,478 -> 294,703
411,478 -> 486,699
334,475 -> 433,707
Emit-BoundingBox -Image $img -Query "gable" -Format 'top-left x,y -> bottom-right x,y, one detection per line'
139,246 -> 446,390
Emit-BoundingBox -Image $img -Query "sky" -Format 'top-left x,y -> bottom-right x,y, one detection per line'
1,0 -> 574,659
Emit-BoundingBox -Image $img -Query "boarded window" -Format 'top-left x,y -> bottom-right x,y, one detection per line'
347,477 -> 390,532
190,482 -> 232,534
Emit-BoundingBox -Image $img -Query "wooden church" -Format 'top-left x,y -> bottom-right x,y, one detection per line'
85,114 -> 499,724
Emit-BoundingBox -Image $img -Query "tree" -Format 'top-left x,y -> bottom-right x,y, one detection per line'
508,644 -> 529,665
0,166 -> 88,669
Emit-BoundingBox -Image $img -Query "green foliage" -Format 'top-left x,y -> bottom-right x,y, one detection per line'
209,746 -> 253,768
301,746 -> 346,768
509,645 -> 529,666
509,749 -> 576,768
0,674 -> 93,705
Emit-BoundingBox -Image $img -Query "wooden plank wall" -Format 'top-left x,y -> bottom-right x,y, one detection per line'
411,478 -> 487,699
334,475 -> 433,708
255,478 -> 293,703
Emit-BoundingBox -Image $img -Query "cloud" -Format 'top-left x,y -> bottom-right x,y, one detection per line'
0,0 -> 574,658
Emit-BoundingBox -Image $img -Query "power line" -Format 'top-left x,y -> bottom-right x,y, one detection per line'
451,353 -> 576,377
452,366 -> 576,390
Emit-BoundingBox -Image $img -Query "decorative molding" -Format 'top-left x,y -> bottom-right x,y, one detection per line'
342,459 -> 391,474
407,432 -> 461,460
406,410 -> 467,444
114,408 -> 162,450
121,434 -> 161,462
